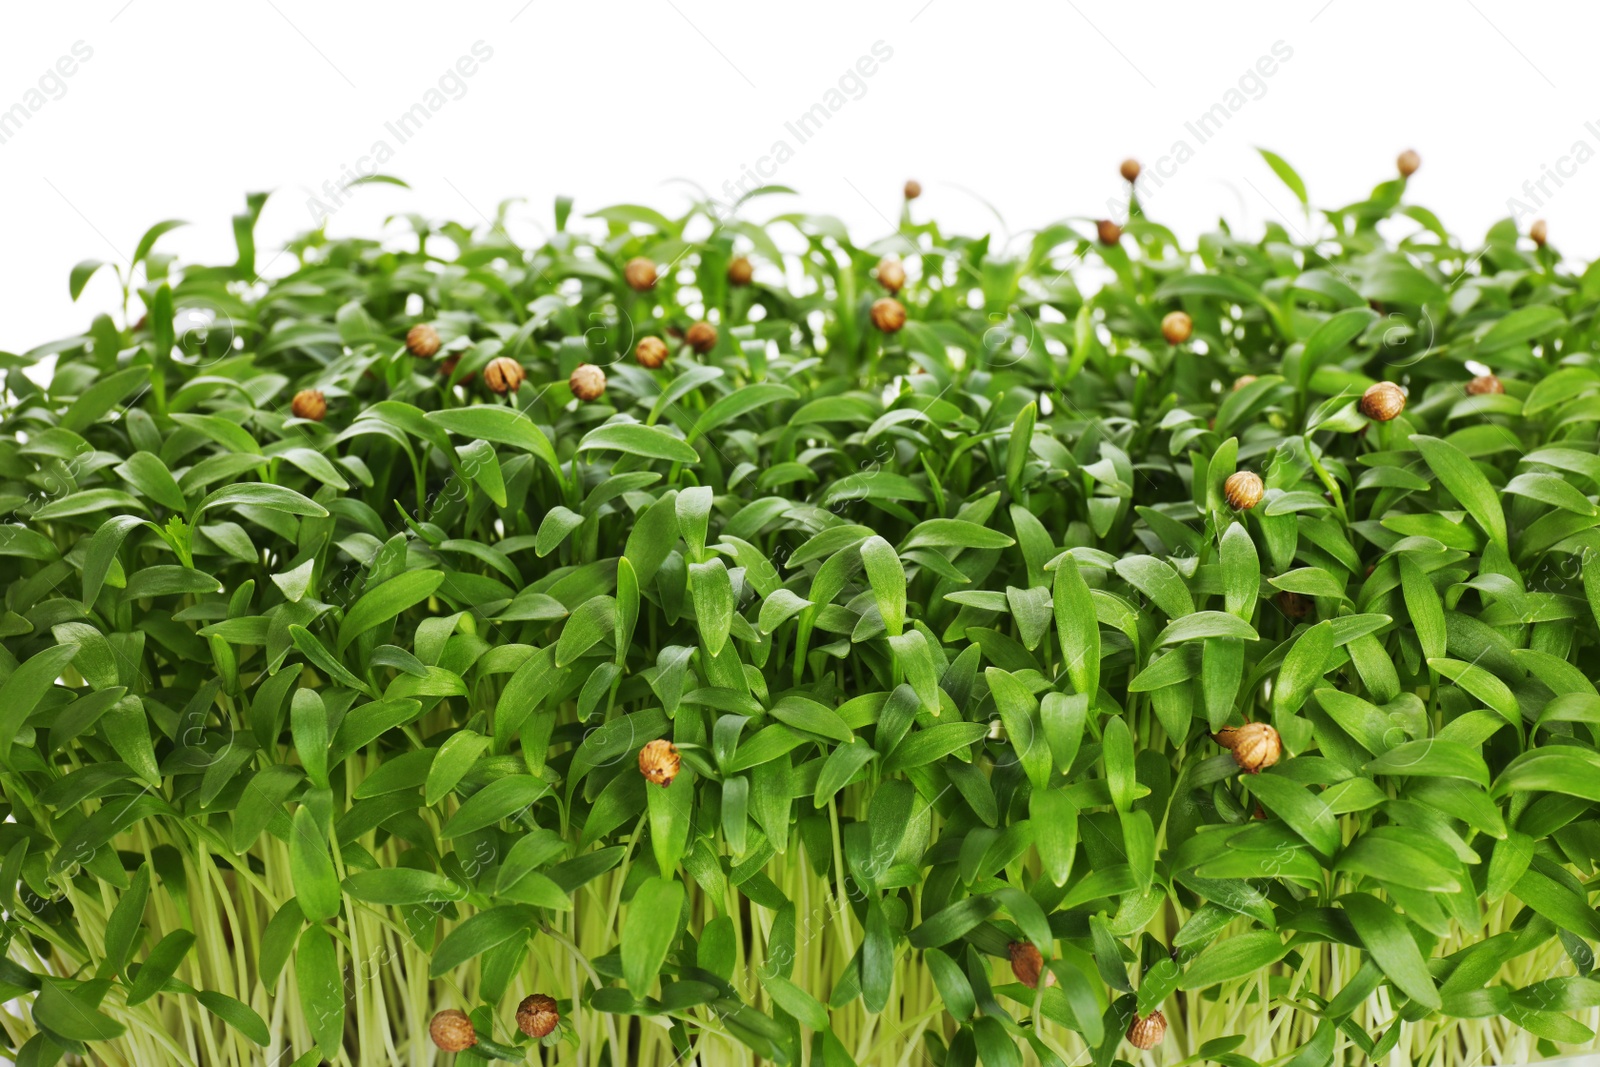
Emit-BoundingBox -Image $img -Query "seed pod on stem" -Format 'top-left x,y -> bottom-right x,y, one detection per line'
686,321 -> 718,354
727,257 -> 754,286
569,363 -> 607,401
1127,1010 -> 1167,1050
1097,219 -> 1122,246
430,1009 -> 477,1052
291,389 -> 326,422
1530,219 -> 1548,247
1215,722 -> 1281,773
1120,158 -> 1141,183
517,994 -> 560,1038
636,336 -> 669,369
1397,149 -> 1420,178
876,258 -> 906,294
1008,942 -> 1053,988
1223,471 -> 1263,511
406,323 -> 441,358
1161,311 -> 1192,345
624,257 -> 657,291
1466,374 -> 1503,396
1359,381 -> 1406,422
639,739 -> 680,787
870,298 -> 907,333
483,357 -> 526,395
903,179 -> 922,201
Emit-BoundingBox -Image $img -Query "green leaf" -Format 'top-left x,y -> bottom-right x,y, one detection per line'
769,694 -> 852,743
1493,747 -> 1600,801
337,569 -> 444,651
761,971 -> 829,1031
99,862 -> 151,979
579,422 -> 699,463
689,383 -> 797,440
133,218 -> 188,265
70,259 -> 107,301
1298,308 -> 1375,387
1368,740 -> 1490,786
908,895 -> 997,948
441,775 -> 551,838
1476,305 -> 1566,355
1341,893 -> 1441,1011
884,722 -> 989,773
688,559 -> 734,656
34,979 -> 125,1041
1399,558 -> 1446,663
1258,147 -> 1308,205
622,876 -> 684,994
197,482 -> 327,519
901,519 -> 1015,551
1428,657 -> 1520,728
196,991 -> 271,1046
1053,554 -> 1099,699
430,905 -> 537,977
1155,611 -> 1258,645
426,406 -> 562,479
1273,619 -> 1333,728
290,689 -> 330,789
343,868 -> 466,906
126,930 -> 196,1006
296,926 -> 343,1055
1412,435 -> 1508,551
0,644 -> 78,766
1179,930 -> 1286,989
289,807 -> 341,922
860,536 -> 907,636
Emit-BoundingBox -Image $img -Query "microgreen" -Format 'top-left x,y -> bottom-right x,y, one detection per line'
1,155 -> 1597,1066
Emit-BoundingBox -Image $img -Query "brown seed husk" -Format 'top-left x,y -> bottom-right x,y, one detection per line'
1008,941 -> 1046,989
430,1009 -> 477,1052
1161,311 -> 1192,345
624,257 -> 657,291
876,258 -> 907,294
483,357 -> 526,395
1097,219 -> 1122,246
1218,721 -> 1281,773
406,323 -> 442,358
1359,381 -> 1406,421
517,994 -> 560,1038
1530,219 -> 1548,247
569,363 -> 607,401
291,389 -> 326,422
639,739 -> 681,787
1276,590 -> 1312,620
1120,158 -> 1142,183
1223,471 -> 1263,511
686,321 -> 718,354
636,336 -> 669,369
870,298 -> 906,333
904,179 -> 922,200
727,257 -> 754,286
1465,374 -> 1503,396
1127,1010 -> 1167,1050
1397,149 -> 1420,177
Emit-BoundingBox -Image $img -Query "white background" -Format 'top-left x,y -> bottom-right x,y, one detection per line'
2,0 -> 1594,354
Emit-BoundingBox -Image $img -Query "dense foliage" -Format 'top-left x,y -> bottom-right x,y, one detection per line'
3,156 -> 1600,1067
